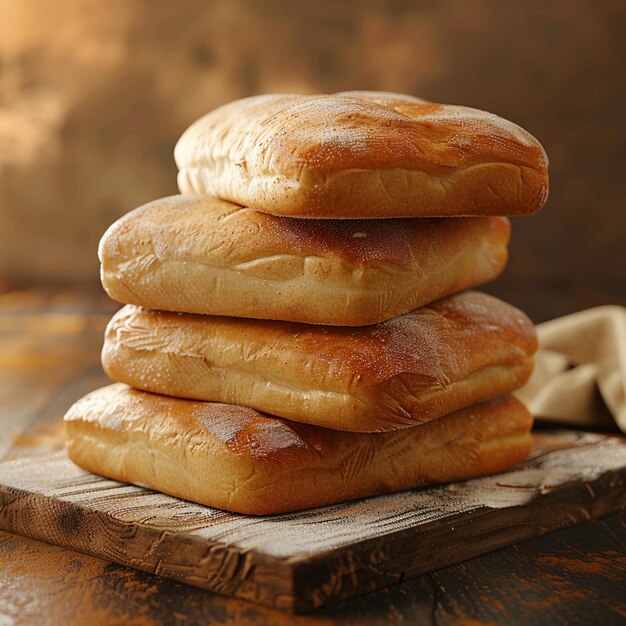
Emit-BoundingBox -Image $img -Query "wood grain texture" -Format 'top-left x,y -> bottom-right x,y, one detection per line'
1,432 -> 624,612
2,513 -> 624,626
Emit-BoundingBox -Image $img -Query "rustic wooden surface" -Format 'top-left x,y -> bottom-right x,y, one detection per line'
1,434 -> 625,612
1,288 -> 625,623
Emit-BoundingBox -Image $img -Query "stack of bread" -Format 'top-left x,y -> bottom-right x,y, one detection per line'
64,91 -> 548,515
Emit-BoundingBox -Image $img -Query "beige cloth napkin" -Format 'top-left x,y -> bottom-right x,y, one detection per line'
515,306 -> 626,433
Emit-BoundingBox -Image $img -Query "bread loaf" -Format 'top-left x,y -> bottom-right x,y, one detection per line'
102,291 -> 537,432
99,194 -> 510,325
65,384 -> 533,514
175,91 -> 549,218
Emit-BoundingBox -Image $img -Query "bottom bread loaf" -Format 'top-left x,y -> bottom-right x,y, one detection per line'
64,383 -> 533,515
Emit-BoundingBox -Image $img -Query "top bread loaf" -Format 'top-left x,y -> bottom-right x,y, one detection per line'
175,91 -> 549,218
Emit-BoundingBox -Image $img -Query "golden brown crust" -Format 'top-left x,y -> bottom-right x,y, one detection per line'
175,92 -> 549,218
99,194 -> 510,325
102,291 -> 537,432
64,384 -> 534,514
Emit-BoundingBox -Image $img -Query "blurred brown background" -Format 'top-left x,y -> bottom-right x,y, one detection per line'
0,0 -> 624,320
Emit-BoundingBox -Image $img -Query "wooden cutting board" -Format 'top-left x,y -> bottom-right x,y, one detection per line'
0,430 -> 624,613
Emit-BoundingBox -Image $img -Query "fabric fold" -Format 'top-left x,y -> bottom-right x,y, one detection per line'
515,305 -> 626,432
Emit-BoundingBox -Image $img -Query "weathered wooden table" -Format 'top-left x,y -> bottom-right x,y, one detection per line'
1,289 -> 624,625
